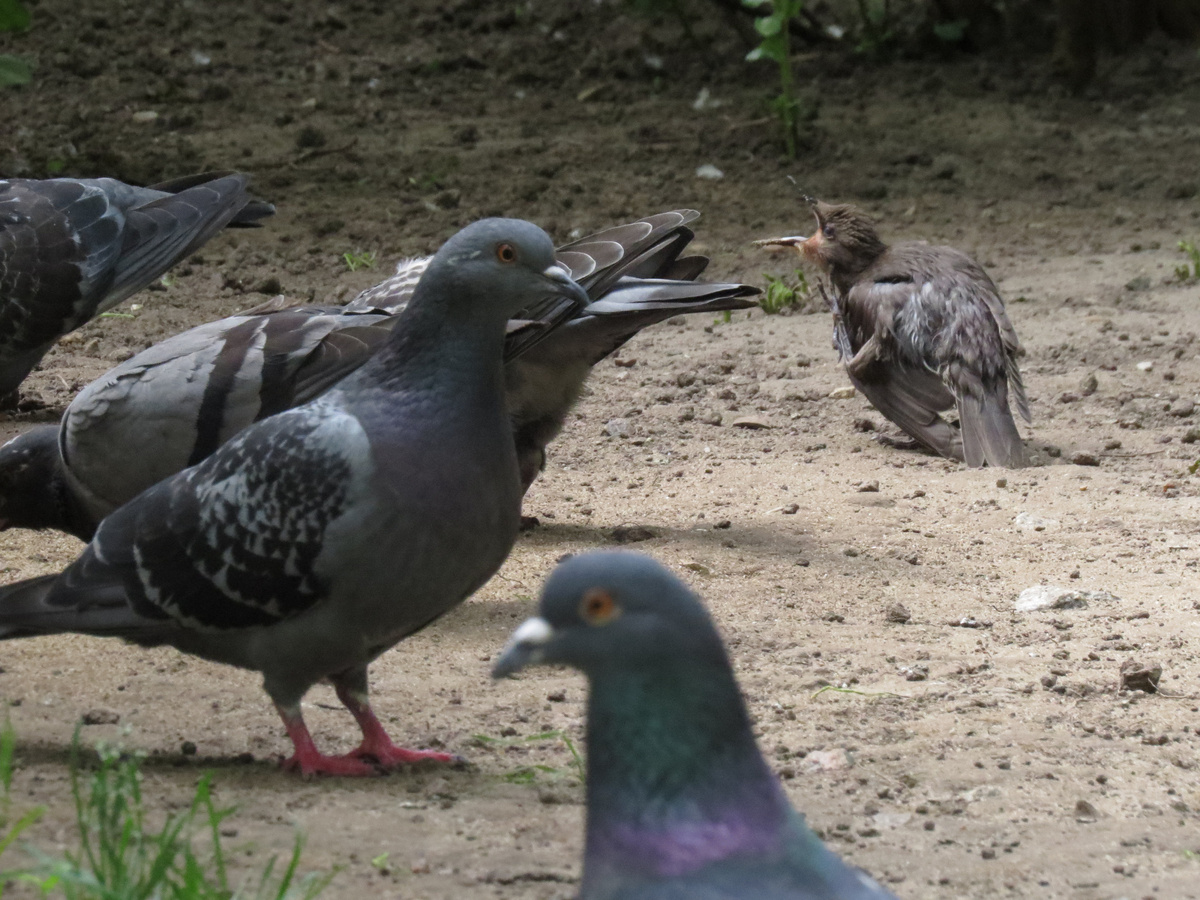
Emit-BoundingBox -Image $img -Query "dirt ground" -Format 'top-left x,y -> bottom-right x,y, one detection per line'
1,1 -> 1199,898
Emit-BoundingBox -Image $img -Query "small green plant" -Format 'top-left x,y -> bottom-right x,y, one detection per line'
854,0 -> 894,54
1175,241 -> 1200,282
0,720 -> 45,871
342,250 -> 376,272
759,268 -> 809,314
932,17 -> 968,44
473,729 -> 585,784
10,734 -> 333,899
0,0 -> 32,88
743,0 -> 806,159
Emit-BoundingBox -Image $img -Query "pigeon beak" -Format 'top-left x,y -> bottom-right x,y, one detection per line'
492,616 -> 556,678
541,264 -> 590,309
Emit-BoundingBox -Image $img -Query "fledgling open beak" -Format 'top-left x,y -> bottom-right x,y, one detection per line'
492,616 -> 555,679
753,231 -> 825,262
752,235 -> 809,250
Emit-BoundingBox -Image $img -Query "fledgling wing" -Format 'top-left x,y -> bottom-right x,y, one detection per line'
845,268 -> 1027,467
845,366 -> 963,461
933,250 -> 1030,425
11,400 -> 372,641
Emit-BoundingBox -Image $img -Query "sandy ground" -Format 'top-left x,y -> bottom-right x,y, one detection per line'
0,1 -> 1199,897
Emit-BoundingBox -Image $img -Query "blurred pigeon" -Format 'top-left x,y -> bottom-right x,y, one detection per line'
756,199 -> 1030,467
493,551 -> 898,899
0,172 -> 273,400
0,218 -> 588,776
0,211 -> 757,540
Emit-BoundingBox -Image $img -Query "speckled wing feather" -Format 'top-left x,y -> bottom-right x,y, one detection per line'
48,399 -> 370,634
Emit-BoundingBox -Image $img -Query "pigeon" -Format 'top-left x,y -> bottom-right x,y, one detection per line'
493,551 -> 899,900
0,218 -> 589,776
0,210 -> 758,540
756,199 -> 1030,468
0,172 -> 273,400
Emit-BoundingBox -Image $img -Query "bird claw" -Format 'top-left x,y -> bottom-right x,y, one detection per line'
348,744 -> 464,770
280,752 -> 385,778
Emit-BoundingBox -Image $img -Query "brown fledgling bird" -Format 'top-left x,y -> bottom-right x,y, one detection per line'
756,200 -> 1031,468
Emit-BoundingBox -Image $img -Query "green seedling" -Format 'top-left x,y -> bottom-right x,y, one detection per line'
0,719 -> 45,872
854,0 -> 894,54
9,732 -> 333,899
759,268 -> 809,314
0,0 -> 31,88
743,0 -> 807,159
342,250 -> 376,272
1175,240 -> 1200,282
474,729 -> 586,784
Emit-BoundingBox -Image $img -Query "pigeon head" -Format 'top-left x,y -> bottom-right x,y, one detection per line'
493,550 -> 727,678
755,199 -> 887,287
413,218 -> 589,326
0,426 -> 74,535
494,551 -> 808,891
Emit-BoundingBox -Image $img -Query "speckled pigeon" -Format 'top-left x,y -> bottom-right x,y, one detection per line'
0,218 -> 588,776
0,210 -> 757,540
0,172 -> 273,399
493,551 -> 899,899
756,199 -> 1030,468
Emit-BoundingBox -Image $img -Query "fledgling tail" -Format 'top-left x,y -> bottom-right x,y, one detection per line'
958,386 -> 1028,468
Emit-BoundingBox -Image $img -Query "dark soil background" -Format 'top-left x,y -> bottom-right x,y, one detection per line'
1,1 -> 1199,898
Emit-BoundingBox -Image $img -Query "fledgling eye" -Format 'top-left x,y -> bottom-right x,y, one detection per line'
822,224 -> 837,239
496,243 -> 517,264
579,588 -> 620,625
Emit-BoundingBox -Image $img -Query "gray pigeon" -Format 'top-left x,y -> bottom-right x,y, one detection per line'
0,172 -> 273,400
0,218 -> 588,776
494,551 -> 899,900
756,199 -> 1030,468
0,211 -> 758,540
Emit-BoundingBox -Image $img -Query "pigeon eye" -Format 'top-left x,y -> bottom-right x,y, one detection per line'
579,588 -> 620,625
496,243 -> 517,264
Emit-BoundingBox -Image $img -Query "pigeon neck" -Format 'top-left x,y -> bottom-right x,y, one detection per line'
367,293 -> 509,393
582,660 -> 791,886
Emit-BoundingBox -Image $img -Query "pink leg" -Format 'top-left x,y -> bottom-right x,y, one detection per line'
275,703 -> 382,777
334,684 -> 460,768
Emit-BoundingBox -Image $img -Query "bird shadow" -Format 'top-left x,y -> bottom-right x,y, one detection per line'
12,736 -> 485,792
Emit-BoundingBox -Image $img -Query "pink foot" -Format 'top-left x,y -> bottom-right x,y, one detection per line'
349,740 -> 461,768
281,750 -> 384,778
334,686 -> 465,769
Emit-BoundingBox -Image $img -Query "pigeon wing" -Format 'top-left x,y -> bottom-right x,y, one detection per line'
48,400 -> 372,633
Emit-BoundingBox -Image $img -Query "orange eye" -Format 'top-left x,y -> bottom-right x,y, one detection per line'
579,588 -> 620,625
496,242 -> 517,264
